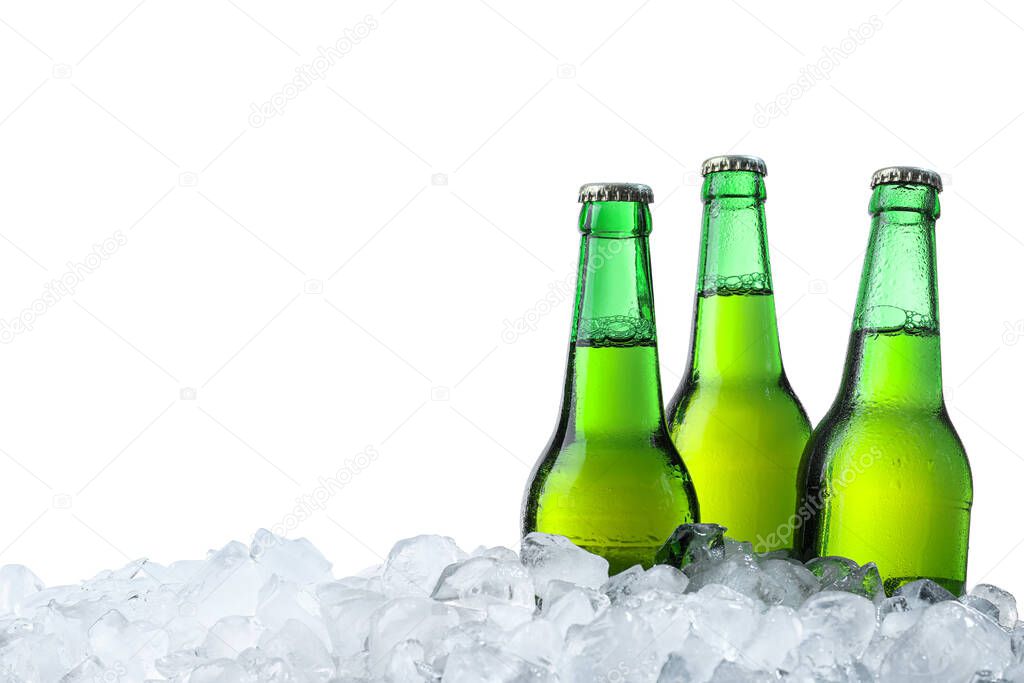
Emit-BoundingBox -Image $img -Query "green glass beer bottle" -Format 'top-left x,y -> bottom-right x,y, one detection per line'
795,167 -> 972,595
522,183 -> 699,573
666,156 -> 811,552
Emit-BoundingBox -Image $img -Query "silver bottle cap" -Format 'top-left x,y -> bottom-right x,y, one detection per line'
870,166 -> 943,192
578,183 -> 653,204
701,155 -> 767,176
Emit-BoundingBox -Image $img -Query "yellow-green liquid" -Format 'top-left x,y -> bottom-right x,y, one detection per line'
668,291 -> 810,552
797,329 -> 972,594
524,342 -> 699,573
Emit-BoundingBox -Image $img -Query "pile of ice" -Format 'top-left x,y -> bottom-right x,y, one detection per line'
0,525 -> 1020,682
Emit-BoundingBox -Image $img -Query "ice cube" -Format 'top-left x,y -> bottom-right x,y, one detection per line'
601,565 -> 645,602
1011,623 -> 1024,662
708,660 -> 778,682
687,555 -> 813,608
810,557 -> 885,601
860,631 -> 897,674
658,651 -> 694,682
989,666 -> 1022,682
806,556 -> 857,583
879,595 -> 922,638
0,565 -> 44,616
0,632 -> 65,681
561,606 -> 661,682
485,603 -> 535,631
202,615 -> 264,658
723,539 -> 755,562
655,523 -> 727,569
429,619 -> 504,669
744,605 -> 802,672
250,528 -> 333,584
317,583 -> 386,656
334,651 -> 371,679
641,564 -> 690,594
235,646 -> 308,681
788,661 -> 875,681
505,618 -> 563,671
367,597 -> 461,673
431,556 -> 534,608
798,591 -> 876,663
845,563 -> 885,601
188,659 -> 249,683
604,564 -> 691,607
259,619 -> 334,680
758,558 -> 820,607
616,590 -> 691,663
179,541 -> 263,623
87,609 -> 169,680
540,578 -> 607,611
381,638 -> 433,682
521,533 -> 609,594
382,535 -> 466,598
541,583 -> 609,637
444,645 -> 551,683
165,614 -> 207,651
969,584 -> 1018,628
879,601 -> 1012,681
154,650 -> 206,679
960,594 -> 1003,624
471,546 -> 520,563
60,657 -> 117,683
688,584 -> 761,659
662,633 -> 724,681
893,578 -> 955,608
256,574 -> 328,643
678,555 -> 762,602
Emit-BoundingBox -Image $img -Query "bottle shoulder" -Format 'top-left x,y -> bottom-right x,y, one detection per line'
812,400 -> 964,440
802,403 -> 971,484
541,429 -> 681,461
527,429 -> 697,507
668,377 -> 811,428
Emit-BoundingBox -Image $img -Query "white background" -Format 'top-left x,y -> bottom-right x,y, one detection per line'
0,0 -> 1021,597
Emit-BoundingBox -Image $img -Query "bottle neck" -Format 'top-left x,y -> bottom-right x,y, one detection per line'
572,201 -> 656,345
687,171 -> 783,382
841,184 -> 944,407
563,201 -> 664,434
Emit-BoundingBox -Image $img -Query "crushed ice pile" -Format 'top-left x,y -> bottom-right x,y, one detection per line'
0,525 -> 1021,682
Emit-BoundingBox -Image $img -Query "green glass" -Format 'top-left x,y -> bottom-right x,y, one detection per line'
522,189 -> 699,573
666,167 -> 810,552
795,173 -> 972,595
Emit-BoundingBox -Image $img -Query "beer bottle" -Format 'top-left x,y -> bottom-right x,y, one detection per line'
522,183 -> 699,573
795,166 -> 972,595
666,156 -> 811,552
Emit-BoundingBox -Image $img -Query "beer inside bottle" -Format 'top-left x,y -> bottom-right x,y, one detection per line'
666,156 -> 810,552
522,183 -> 699,573
795,167 -> 972,595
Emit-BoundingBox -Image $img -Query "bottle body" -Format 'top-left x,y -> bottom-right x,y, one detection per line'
525,339 -> 699,572
667,164 -> 810,552
522,192 -> 699,573
795,174 -> 972,595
